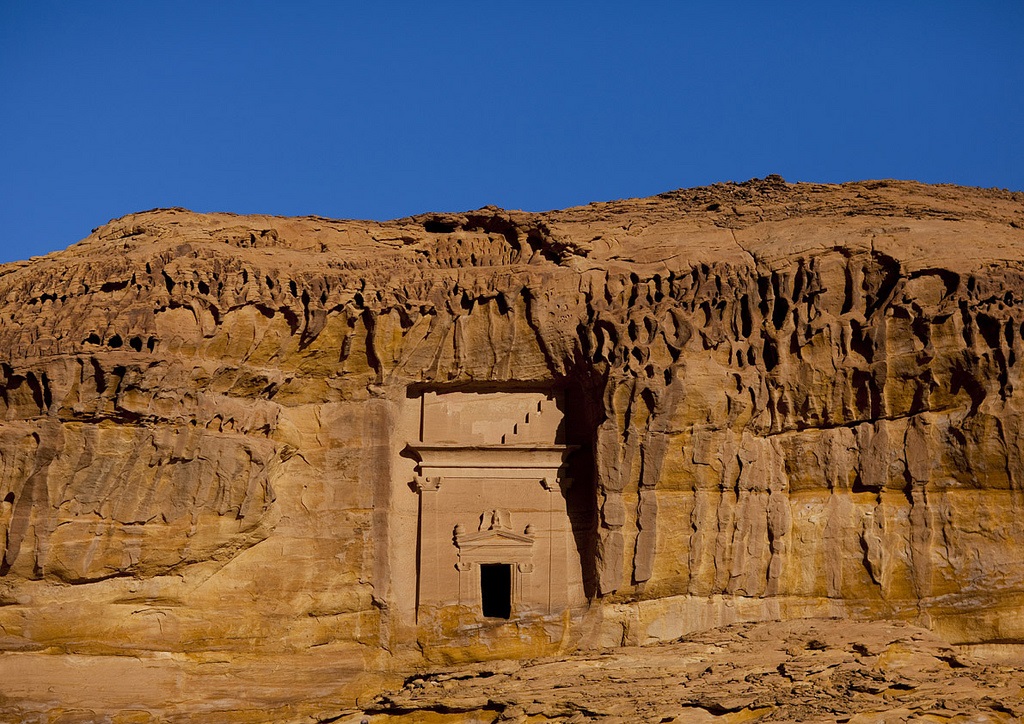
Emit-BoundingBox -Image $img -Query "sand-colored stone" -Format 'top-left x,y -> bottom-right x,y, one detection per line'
1,178 -> 1024,718
364,618 -> 1024,723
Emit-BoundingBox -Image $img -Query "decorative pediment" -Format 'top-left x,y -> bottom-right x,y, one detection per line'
455,510 -> 536,549
456,528 -> 535,548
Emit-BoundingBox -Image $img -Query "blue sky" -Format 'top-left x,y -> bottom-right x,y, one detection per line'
1,1 -> 1022,264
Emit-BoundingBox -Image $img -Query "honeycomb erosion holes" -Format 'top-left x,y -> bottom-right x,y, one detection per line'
2,179 -> 1024,699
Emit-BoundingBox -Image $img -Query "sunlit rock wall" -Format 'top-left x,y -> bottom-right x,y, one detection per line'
2,178 -> 1024,660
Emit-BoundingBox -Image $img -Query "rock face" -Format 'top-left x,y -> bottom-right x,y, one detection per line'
2,178 -> 1024,717
368,618 -> 1024,723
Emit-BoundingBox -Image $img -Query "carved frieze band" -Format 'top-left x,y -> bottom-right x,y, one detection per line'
454,560 -> 534,573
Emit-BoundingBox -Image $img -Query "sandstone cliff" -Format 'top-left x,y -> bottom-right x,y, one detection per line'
2,178 -> 1024,719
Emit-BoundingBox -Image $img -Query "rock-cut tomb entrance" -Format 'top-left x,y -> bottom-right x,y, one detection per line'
405,388 -> 587,627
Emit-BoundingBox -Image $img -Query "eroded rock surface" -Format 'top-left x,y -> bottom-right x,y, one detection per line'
2,178 -> 1024,718
365,619 -> 1024,723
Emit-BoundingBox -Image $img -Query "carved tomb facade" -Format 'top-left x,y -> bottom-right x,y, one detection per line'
407,389 -> 582,624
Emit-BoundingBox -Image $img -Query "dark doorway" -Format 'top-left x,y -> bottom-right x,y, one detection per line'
480,563 -> 512,619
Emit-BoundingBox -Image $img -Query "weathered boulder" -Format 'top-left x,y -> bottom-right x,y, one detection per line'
2,177 -> 1024,717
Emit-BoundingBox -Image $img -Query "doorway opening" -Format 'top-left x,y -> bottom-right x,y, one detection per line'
480,563 -> 512,619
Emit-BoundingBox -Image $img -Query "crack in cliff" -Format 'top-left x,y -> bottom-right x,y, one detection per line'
729,229 -> 759,269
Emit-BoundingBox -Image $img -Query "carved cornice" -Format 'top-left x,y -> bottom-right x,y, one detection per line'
407,444 -> 577,481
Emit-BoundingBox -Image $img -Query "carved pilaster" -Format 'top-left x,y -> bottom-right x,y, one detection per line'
416,475 -> 443,614
414,474 -> 442,492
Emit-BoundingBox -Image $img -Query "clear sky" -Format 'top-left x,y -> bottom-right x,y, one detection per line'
1,1 -> 1022,264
